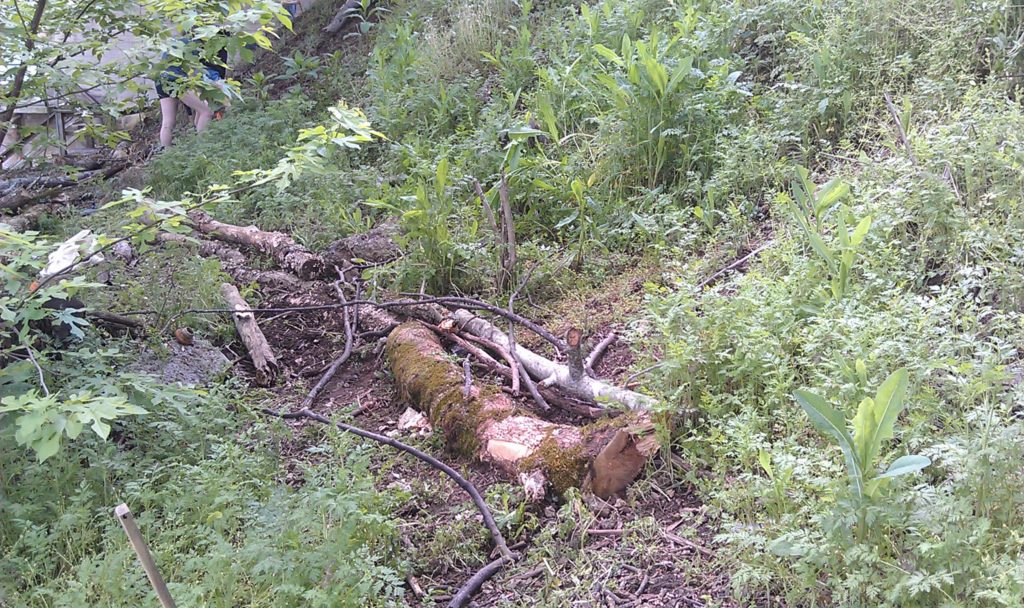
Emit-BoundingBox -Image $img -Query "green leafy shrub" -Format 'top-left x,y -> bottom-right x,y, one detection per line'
1,387 -> 403,607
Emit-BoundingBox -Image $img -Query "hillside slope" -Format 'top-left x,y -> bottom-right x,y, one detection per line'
4,0 -> 1024,606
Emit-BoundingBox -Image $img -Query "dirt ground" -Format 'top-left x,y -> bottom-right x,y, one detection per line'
230,278 -> 743,608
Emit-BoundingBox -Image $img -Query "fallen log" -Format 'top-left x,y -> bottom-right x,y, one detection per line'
189,211 -> 327,280
386,322 -> 657,498
0,163 -> 126,213
220,283 -> 279,386
1,203 -> 60,231
452,310 -> 658,411
158,232 -> 305,290
323,220 -> 400,266
420,321 -> 604,418
323,0 -> 361,34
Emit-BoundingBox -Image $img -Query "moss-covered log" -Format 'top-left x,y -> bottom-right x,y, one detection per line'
386,322 -> 658,499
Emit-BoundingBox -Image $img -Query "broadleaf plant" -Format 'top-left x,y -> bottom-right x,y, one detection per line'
793,367 -> 930,501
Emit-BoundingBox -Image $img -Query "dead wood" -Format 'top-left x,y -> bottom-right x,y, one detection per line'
696,241 -> 774,290
87,310 -> 144,329
188,211 -> 327,280
452,310 -> 658,411
423,322 -> 602,418
456,329 -> 520,394
322,220 -> 400,268
299,279 -> 354,410
323,0 -> 361,33
0,163 -> 126,213
566,327 -> 585,381
157,232 -> 305,290
884,92 -> 917,165
398,294 -> 567,353
386,322 -> 657,498
506,264 -> 548,412
2,203 -> 60,231
0,165 -> 115,195
0,186 -> 87,214
585,332 -> 617,378
220,283 -> 279,386
497,173 -> 517,292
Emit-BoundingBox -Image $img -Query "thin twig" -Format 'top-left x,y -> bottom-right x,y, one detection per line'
262,406 -> 513,562
128,296 -> 568,354
351,279 -> 362,334
402,294 -> 565,353
635,574 -> 650,596
516,360 -> 550,412
661,531 -> 713,558
425,322 -> 592,417
624,363 -> 665,386
498,172 -> 517,292
297,275 -> 354,411
883,92 -> 917,165
426,323 -> 504,370
474,178 -> 501,289
507,263 -> 548,411
458,331 -> 520,394
584,332 -> 617,378
696,241 -> 774,290
24,343 -> 50,396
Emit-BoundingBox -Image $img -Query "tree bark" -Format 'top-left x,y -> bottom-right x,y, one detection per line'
323,0 -> 361,34
0,164 -> 125,213
0,0 -> 48,147
220,283 -> 279,386
452,309 -> 658,410
386,322 -> 657,498
2,203 -> 59,231
188,211 -> 327,280
157,232 -> 304,289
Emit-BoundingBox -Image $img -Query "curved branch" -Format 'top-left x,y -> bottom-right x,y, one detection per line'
262,407 -> 513,561
447,556 -> 508,608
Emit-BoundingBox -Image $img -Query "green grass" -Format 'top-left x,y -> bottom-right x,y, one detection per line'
0,380 -> 404,607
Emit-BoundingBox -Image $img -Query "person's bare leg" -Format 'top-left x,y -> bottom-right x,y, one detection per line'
159,98 -> 179,147
179,91 -> 213,132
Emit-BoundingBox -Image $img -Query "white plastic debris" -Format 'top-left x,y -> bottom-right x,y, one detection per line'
39,230 -> 105,280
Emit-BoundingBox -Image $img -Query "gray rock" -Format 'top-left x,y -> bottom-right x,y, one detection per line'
130,337 -> 230,387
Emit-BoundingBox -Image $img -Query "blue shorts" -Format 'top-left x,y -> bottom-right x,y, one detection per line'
156,66 -> 221,99
155,66 -> 187,99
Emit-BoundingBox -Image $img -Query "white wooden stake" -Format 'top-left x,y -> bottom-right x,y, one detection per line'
114,503 -> 177,608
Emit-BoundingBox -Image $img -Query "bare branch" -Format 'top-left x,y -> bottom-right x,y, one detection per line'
584,332 -> 617,378
24,342 -> 50,396
262,406 -> 514,562
297,274 -> 355,411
